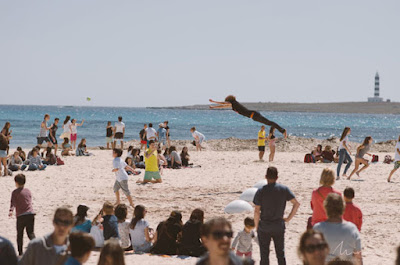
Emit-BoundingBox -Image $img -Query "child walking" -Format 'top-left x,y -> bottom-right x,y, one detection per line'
112,148 -> 135,208
9,174 -> 36,256
231,217 -> 258,258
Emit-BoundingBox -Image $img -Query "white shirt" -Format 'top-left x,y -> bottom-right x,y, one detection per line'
63,121 -> 72,134
395,142 -> 400,162
115,122 -> 125,133
71,124 -> 77,134
129,219 -> 149,247
192,130 -> 205,140
113,157 -> 129,182
339,136 -> 349,150
118,221 -> 131,249
145,127 -> 157,140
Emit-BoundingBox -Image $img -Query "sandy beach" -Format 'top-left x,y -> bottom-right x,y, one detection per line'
1,138 -> 399,265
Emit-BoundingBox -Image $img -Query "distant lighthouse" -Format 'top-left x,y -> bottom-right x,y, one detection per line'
368,72 -> 383,102
374,72 -> 380,97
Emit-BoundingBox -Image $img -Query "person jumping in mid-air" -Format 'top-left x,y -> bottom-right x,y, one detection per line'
209,95 -> 287,138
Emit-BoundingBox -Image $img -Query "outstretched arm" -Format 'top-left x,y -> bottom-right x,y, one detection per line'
209,99 -> 229,105
209,104 -> 232,109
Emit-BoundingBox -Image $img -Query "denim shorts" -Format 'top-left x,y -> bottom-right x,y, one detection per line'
0,150 -> 7,158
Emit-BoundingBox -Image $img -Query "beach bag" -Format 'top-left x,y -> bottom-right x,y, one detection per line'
372,155 -> 379,163
304,154 -> 313,163
56,156 -> 65,166
384,155 -> 393,164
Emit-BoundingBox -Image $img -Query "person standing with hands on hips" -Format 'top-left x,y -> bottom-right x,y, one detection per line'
253,166 -> 300,265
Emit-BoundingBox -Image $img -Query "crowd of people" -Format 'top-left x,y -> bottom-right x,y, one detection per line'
4,166 -> 400,265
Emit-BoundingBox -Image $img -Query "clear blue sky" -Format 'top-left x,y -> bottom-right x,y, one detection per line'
1,1 -> 399,107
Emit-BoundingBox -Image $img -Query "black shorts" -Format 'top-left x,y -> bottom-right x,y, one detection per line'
49,136 -> 58,145
258,146 -> 265,152
37,137 -> 51,145
115,132 -> 124,140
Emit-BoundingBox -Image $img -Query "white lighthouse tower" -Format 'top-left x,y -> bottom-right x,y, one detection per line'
368,72 -> 383,102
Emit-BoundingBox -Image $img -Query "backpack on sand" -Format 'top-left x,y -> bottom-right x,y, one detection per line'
304,154 -> 313,163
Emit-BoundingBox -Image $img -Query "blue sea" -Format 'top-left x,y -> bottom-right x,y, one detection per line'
0,105 -> 399,148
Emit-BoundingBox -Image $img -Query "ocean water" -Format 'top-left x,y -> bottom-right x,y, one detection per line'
0,105 -> 399,148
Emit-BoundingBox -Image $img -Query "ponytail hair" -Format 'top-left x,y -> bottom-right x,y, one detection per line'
340,127 -> 351,141
130,205 -> 146,230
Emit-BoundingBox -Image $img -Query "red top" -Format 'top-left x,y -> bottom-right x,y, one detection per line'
10,188 -> 34,217
311,186 -> 341,226
343,202 -> 363,231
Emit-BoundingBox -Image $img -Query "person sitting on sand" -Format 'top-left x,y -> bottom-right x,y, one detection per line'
179,209 -> 206,257
387,135 -> 400,182
8,151 -> 27,171
210,95 -> 287,138
65,231 -> 95,265
321,146 -> 335,163
112,149 -> 135,208
137,140 -> 162,184
169,146 -> 182,169
163,147 -> 171,164
312,145 -> 323,163
132,149 -> 145,169
61,138 -> 74,156
17,147 -> 26,161
43,147 -> 57,165
129,205 -> 153,253
181,147 -> 191,167
97,239 -> 126,265
76,139 -> 90,156
27,146 -> 40,160
114,204 -> 131,251
348,136 -> 373,180
124,157 -> 135,174
28,149 -> 47,171
311,168 -> 341,227
151,211 -> 183,255
313,193 -> 362,264
157,149 -> 168,174
298,229 -> 329,265
72,204 -> 92,233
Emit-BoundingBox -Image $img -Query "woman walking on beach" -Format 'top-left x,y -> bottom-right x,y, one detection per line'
70,119 -> 85,150
348,136 -> 373,180
268,127 -> 277,162
336,127 -> 352,180
209,95 -> 287,138
1,122 -> 12,154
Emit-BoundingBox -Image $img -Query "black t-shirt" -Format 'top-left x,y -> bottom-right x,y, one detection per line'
50,124 -> 58,138
181,220 -> 202,247
165,126 -> 170,137
139,129 -> 147,141
152,220 -> 182,255
106,127 -> 113,137
231,100 -> 252,117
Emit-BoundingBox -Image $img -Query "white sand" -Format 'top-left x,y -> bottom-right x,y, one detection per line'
1,145 -> 399,264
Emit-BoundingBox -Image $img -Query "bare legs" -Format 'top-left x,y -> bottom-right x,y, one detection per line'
388,166 -> 399,182
115,191 -> 135,208
259,151 -> 265,161
348,158 -> 369,180
269,145 -> 276,162
1,157 -> 7,176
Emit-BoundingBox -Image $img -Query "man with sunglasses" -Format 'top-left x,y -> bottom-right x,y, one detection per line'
20,207 -> 74,265
197,217 -> 254,265
253,166 -> 300,265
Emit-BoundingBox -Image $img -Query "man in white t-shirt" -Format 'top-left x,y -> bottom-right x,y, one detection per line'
145,123 -> 157,147
388,135 -> 400,182
114,116 -> 125,149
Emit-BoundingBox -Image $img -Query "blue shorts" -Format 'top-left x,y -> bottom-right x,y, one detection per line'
0,150 -> 7,158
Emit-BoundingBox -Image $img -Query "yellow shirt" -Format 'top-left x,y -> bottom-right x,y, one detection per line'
144,149 -> 159,172
258,130 -> 266,146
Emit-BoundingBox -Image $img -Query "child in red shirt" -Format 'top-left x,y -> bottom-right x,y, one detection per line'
343,187 -> 363,231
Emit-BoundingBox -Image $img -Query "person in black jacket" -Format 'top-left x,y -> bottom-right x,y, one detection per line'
179,209 -> 206,257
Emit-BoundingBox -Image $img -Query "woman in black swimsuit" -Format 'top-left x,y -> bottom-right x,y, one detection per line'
209,95 -> 287,137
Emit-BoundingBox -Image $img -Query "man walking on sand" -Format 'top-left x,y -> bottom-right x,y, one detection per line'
253,166 -> 300,265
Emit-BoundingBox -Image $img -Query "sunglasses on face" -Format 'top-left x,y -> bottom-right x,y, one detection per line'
211,230 -> 233,240
304,243 -> 328,253
54,218 -> 73,227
